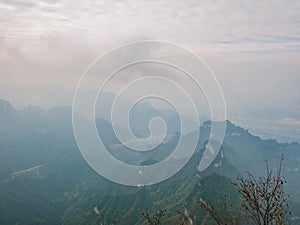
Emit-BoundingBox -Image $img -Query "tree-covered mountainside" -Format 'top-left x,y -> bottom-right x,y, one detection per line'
0,99 -> 300,225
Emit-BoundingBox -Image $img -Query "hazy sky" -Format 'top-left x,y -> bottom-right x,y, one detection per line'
0,0 -> 300,120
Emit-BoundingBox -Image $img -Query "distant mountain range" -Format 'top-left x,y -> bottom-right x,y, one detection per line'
0,98 -> 300,225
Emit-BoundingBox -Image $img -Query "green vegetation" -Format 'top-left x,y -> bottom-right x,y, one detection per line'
143,156 -> 292,225
0,100 -> 300,225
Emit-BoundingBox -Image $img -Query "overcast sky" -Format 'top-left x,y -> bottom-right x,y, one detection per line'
0,0 -> 300,122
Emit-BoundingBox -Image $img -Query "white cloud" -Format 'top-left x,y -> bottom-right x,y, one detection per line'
0,0 -> 299,114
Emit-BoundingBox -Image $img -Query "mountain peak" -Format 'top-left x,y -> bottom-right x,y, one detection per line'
0,99 -> 15,115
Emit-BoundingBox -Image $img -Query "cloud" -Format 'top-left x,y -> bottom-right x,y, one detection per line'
0,0 -> 299,116
0,0 -> 37,8
0,0 -> 299,52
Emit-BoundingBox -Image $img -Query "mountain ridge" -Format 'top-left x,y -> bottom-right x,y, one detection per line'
0,98 -> 300,224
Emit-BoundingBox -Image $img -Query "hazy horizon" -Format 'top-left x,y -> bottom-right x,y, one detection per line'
1,0 -> 300,144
